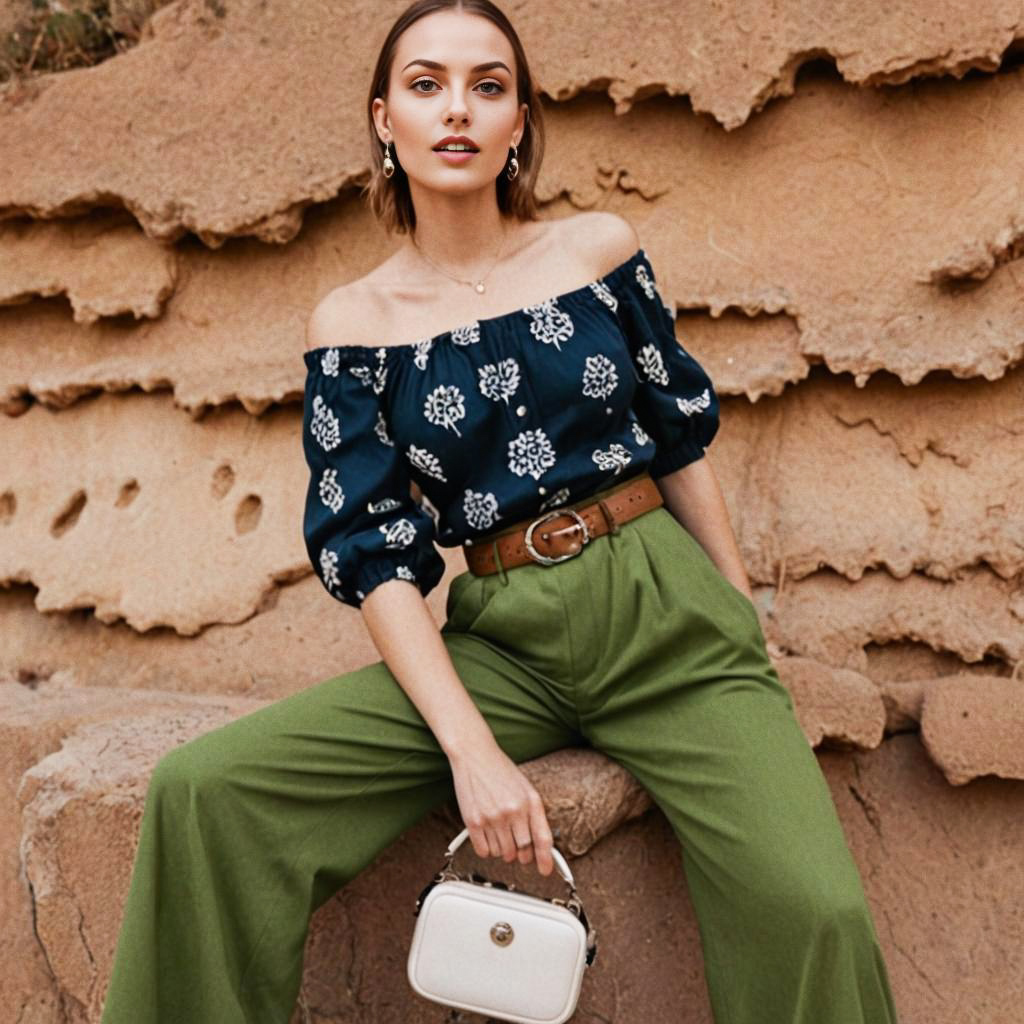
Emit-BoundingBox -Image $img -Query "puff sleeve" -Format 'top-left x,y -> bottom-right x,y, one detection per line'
301,346 -> 446,610
613,250 -> 720,478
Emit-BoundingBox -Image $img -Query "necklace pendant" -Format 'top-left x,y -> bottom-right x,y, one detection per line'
474,281 -> 486,294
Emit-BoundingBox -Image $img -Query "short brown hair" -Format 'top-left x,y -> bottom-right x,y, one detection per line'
362,0 -> 545,236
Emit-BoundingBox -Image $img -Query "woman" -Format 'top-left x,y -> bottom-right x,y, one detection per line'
100,1 -> 901,1021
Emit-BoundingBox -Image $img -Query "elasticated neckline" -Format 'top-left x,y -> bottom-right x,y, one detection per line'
302,247 -> 645,366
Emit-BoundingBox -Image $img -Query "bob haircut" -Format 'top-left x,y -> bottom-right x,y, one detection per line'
362,0 -> 545,236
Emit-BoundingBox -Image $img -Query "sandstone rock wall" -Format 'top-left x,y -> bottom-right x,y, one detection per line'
1,1 -> 1022,1021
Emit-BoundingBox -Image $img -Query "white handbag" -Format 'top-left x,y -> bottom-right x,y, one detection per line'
407,826 -> 598,1024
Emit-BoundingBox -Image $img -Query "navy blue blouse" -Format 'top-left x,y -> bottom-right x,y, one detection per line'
301,247 -> 720,610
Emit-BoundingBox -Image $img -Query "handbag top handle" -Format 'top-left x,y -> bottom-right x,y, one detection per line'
444,826 -> 576,887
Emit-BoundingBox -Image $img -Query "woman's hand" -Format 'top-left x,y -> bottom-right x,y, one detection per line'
447,734 -> 556,877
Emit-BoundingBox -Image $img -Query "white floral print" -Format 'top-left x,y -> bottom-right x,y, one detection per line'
412,339 -> 434,371
635,262 -> 656,300
451,322 -> 481,345
395,564 -> 417,582
319,467 -> 345,513
634,257 -> 675,320
374,408 -> 394,447
424,383 -> 467,437
478,358 -> 521,404
463,488 -> 500,530
380,518 -> 417,549
310,395 -> 341,451
319,548 -> 341,590
592,443 -> 633,475
320,348 -> 341,377
508,428 -> 557,480
589,280 -> 618,312
406,444 -> 448,482
522,298 -> 574,351
368,497 -> 403,514
538,487 -> 571,513
677,387 -> 712,416
582,353 -> 618,400
636,343 -> 670,386
348,347 -> 389,395
630,418 -> 652,447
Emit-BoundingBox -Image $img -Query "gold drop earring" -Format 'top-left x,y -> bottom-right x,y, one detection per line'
382,139 -> 395,179
506,142 -> 519,180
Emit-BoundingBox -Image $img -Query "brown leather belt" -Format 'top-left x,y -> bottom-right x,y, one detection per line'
463,470 -> 664,576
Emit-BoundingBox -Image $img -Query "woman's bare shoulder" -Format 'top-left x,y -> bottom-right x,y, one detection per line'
305,283 -> 366,352
304,262 -> 397,352
565,211 -> 641,277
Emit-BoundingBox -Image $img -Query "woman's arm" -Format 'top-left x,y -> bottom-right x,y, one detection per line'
655,455 -> 755,601
360,579 -> 495,758
359,580 -> 558,877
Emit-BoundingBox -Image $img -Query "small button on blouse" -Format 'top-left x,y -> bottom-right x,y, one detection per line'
300,247 -> 720,611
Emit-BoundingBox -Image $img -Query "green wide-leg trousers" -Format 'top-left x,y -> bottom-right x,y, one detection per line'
99,487 -> 899,1024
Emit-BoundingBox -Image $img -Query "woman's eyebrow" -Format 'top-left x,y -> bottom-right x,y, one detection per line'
401,58 -> 511,74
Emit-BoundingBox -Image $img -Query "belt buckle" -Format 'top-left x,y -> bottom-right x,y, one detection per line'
523,509 -> 591,566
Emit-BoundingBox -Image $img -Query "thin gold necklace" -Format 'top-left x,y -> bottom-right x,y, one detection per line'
411,226 -> 509,294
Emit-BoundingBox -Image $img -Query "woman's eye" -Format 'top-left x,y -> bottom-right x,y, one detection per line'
410,79 -> 504,95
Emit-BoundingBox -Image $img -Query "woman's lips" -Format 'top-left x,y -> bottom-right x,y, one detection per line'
434,149 -> 478,164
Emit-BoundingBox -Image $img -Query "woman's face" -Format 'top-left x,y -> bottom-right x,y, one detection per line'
375,10 -> 528,196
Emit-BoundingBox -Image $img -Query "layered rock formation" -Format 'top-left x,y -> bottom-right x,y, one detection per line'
2,1 -> 1021,1021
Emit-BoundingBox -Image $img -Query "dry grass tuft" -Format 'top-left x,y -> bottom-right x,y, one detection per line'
0,0 -> 188,86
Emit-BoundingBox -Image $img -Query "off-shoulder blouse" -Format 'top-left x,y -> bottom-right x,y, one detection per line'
300,247 -> 720,610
